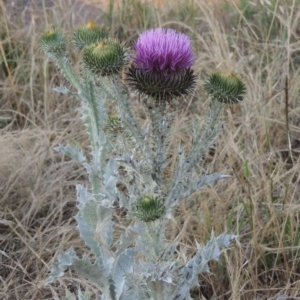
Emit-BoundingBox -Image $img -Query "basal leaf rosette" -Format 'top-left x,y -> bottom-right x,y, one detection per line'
127,28 -> 196,102
204,72 -> 246,104
39,28 -> 66,57
132,196 -> 165,222
73,21 -> 109,51
82,39 -> 127,76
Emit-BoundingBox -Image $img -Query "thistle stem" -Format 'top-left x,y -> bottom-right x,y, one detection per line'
110,77 -> 153,168
165,100 -> 224,210
51,55 -> 83,92
148,102 -> 167,187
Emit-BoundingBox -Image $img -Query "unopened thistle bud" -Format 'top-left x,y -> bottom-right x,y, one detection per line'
39,28 -> 66,57
104,115 -> 124,137
127,28 -> 196,103
82,39 -> 127,76
132,196 -> 165,222
73,21 -> 109,51
204,72 -> 246,104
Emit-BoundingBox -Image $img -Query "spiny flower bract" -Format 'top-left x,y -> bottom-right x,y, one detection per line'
204,72 -> 246,104
73,21 -> 109,51
82,39 -> 127,76
39,28 -> 66,57
103,115 -> 124,137
132,196 -> 165,222
127,28 -> 196,102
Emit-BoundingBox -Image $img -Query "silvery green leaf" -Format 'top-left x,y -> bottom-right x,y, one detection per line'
76,184 -> 90,208
165,172 -> 230,215
114,225 -> 137,257
115,192 -> 129,208
171,285 -> 193,300
112,248 -> 135,299
47,52 -> 56,61
46,247 -> 77,284
75,213 -> 104,264
58,289 -> 90,300
133,259 -> 185,300
53,85 -> 71,94
184,100 -> 223,175
183,232 -> 237,288
104,157 -> 117,192
96,205 -> 114,250
213,231 -> 238,248
107,276 -> 117,300
77,76 -> 108,168
162,242 -> 178,261
54,144 -> 90,170
77,287 -> 92,300
71,253 -> 106,288
116,153 -> 143,171
119,289 -> 139,300
76,185 -> 114,264
196,173 -> 230,189
182,173 -> 230,199
134,220 -> 167,260
76,202 -> 114,260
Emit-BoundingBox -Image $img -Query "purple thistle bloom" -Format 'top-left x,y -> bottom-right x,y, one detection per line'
127,28 -> 197,103
134,28 -> 196,74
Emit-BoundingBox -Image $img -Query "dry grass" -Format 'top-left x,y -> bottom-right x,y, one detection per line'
1,0 -> 300,299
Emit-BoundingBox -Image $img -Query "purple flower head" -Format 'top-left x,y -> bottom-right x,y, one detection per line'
127,28 -> 197,103
134,28 -> 196,74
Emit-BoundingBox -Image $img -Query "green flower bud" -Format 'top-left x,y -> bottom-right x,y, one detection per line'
39,28 -> 66,57
204,72 -> 246,104
82,39 -> 127,76
73,21 -> 109,51
132,196 -> 165,222
104,115 -> 124,137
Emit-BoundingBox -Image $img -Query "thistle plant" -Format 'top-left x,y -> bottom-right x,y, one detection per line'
40,25 -> 246,300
